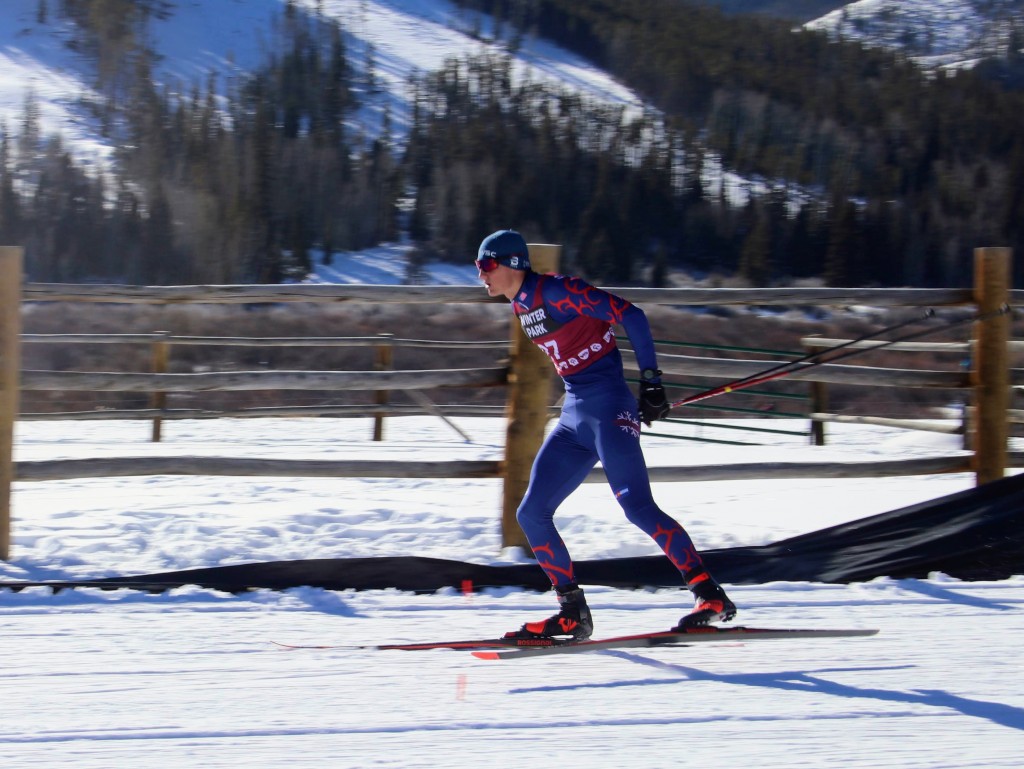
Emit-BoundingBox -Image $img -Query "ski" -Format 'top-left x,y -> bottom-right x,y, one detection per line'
271,626 -> 877,655
470,626 -> 879,660
271,636 -> 576,652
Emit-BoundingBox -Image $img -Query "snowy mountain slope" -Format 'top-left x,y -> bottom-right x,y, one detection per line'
0,0 -> 644,170
0,0 -> 112,172
805,0 -> 1024,69
3,0 -> 1017,194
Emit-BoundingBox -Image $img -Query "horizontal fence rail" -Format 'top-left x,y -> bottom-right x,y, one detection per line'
14,457 -> 504,482
16,452 -> 1024,483
16,404 -> 514,421
25,283 -> 1023,306
23,283 -> 502,304
646,356 -> 981,389
802,337 -> 1024,353
20,368 -> 506,392
21,333 -> 508,350
808,413 -> 964,434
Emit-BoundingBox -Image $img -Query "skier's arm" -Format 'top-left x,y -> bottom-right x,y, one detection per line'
622,304 -> 672,424
618,303 -> 659,379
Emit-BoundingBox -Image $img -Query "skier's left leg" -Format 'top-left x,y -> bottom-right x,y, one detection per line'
593,399 -> 736,627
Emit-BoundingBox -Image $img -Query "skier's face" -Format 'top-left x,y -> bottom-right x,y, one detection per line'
478,262 -> 524,300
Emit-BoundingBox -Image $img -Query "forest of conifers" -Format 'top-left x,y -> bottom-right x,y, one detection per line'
1,0 -> 1023,287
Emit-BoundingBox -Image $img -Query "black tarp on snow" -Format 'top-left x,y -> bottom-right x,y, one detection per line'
4,471 -> 1024,594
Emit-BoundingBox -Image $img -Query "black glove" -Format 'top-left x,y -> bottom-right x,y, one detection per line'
637,378 -> 671,426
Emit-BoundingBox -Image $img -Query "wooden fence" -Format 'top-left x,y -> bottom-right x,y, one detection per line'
0,245 -> 1019,560
0,247 -> 21,562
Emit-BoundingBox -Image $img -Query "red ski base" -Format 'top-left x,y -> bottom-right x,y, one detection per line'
471,626 -> 879,660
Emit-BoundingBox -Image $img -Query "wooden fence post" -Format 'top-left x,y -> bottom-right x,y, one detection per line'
151,331 -> 169,442
971,247 -> 1012,485
502,244 -> 560,552
373,333 -> 394,441
1,247 -> 24,560
805,337 -> 828,446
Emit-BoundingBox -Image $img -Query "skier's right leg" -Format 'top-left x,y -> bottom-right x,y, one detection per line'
514,422 -> 596,588
508,422 -> 597,641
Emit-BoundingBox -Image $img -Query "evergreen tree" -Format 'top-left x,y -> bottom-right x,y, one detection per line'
0,129 -> 23,246
824,197 -> 860,286
738,202 -> 772,284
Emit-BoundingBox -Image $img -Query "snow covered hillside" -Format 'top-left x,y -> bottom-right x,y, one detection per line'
3,0 -> 1018,176
805,0 -> 1024,69
0,0 -> 644,170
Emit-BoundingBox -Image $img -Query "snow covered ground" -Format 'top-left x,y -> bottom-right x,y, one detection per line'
2,416 -> 1023,767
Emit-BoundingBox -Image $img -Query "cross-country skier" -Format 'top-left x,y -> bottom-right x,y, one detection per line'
476,229 -> 737,641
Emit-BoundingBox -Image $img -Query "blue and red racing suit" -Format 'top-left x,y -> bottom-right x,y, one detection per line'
511,271 -> 706,588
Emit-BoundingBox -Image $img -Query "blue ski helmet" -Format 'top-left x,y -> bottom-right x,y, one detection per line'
476,230 -> 531,271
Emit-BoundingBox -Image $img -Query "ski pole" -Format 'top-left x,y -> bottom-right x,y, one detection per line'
793,303 -> 1009,370
669,304 -> 1011,410
669,308 -> 935,409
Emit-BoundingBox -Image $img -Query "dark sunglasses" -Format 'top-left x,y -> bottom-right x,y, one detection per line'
475,256 -> 501,273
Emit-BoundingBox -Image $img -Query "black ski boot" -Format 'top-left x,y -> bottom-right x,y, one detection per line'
505,585 -> 594,641
674,573 -> 737,630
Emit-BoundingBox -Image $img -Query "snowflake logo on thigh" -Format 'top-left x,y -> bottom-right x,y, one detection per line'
614,412 -> 640,438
